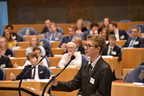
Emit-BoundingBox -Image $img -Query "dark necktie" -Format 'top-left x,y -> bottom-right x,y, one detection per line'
89,64 -> 93,75
109,48 -> 113,55
32,67 -> 36,79
51,33 -> 55,41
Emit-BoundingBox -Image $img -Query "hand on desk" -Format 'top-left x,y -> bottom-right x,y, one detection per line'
10,73 -> 16,80
50,75 -> 58,86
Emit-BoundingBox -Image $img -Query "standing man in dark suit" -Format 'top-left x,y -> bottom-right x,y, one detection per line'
102,35 -> 122,61
10,52 -> 51,80
109,22 -> 129,40
51,34 -> 112,96
59,25 -> 77,48
123,27 -> 144,48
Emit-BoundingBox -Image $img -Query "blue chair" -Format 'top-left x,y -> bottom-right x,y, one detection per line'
81,54 -> 89,64
18,27 -> 37,35
17,33 -> 25,42
119,19 -> 131,22
128,24 -> 144,33
39,38 -> 51,48
83,20 -> 91,24
0,68 -> 6,80
45,56 -> 50,67
124,65 -> 144,83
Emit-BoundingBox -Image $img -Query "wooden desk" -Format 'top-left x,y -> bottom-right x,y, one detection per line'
24,35 -> 44,41
17,42 -> 30,49
51,48 -> 66,55
10,57 -> 27,66
51,41 -> 60,48
112,82 -> 144,96
0,81 -> 49,96
122,48 -> 144,69
48,57 -> 62,67
14,49 -> 26,57
116,40 -> 126,47
4,68 -> 79,96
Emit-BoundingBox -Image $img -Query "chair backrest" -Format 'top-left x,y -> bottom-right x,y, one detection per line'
119,19 -> 131,22
0,68 -> 6,80
17,33 -> 25,42
83,20 -> 91,24
124,65 -> 144,83
18,27 -> 37,35
39,38 -> 51,48
81,54 -> 89,64
128,24 -> 144,33
45,56 -> 50,67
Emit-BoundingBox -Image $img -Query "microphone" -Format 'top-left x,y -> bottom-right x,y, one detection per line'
41,55 -> 75,96
18,53 -> 48,96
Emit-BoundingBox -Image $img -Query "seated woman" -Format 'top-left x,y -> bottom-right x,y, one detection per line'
0,37 -> 14,57
10,52 -> 51,80
26,37 -> 46,56
63,36 -> 85,54
0,48 -> 13,68
3,30 -> 17,49
58,42 -> 82,68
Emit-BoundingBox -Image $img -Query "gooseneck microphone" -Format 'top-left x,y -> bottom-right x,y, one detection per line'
41,55 -> 75,96
18,54 -> 48,96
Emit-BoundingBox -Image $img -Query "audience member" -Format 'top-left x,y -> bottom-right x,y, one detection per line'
99,27 -> 109,40
58,42 -> 82,68
108,22 -> 129,40
10,52 -> 51,80
44,23 -> 62,41
3,30 -> 17,49
98,17 -> 111,33
26,37 -> 46,56
0,48 -> 13,68
5,25 -> 19,41
123,27 -> 144,48
0,37 -> 14,57
63,36 -> 85,54
102,35 -> 122,61
51,34 -> 112,96
75,19 -> 89,35
40,19 -> 63,34
59,25 -> 77,48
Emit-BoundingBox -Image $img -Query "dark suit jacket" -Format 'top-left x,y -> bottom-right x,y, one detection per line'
45,32 -> 62,41
110,29 -> 129,40
16,65 -> 51,80
102,45 -> 122,61
123,37 -> 144,48
0,55 -> 13,68
52,57 -> 112,96
59,36 -> 72,47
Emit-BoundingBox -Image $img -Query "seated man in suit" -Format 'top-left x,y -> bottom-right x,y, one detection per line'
0,48 -> 13,68
59,25 -> 77,48
51,34 -> 112,96
108,22 -> 129,40
123,26 -> 144,48
44,23 -> 62,41
102,34 -> 122,61
40,19 -> 63,34
10,52 -> 51,80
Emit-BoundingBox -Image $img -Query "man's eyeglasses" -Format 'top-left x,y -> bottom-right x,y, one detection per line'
84,44 -> 99,49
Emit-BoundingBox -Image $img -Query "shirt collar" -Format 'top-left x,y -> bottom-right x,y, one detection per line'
88,55 -> 101,68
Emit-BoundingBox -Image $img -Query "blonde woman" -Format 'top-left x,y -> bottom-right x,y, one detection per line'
58,42 -> 82,68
